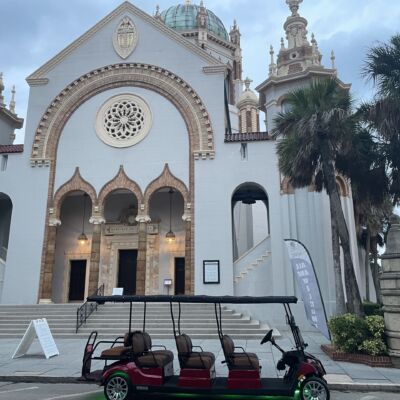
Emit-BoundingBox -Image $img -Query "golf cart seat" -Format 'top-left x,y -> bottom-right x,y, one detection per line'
132,331 -> 174,368
222,335 -> 260,370
100,332 -> 133,359
176,333 -> 215,370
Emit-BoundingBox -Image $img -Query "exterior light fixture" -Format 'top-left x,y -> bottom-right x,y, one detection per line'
166,188 -> 176,243
78,193 -> 89,245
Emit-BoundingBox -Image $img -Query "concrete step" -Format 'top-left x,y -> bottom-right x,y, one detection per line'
0,303 -> 267,339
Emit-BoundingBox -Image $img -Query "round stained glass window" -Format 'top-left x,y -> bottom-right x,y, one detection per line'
96,94 -> 152,147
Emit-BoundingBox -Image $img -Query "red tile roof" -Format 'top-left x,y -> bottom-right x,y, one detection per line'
0,144 -> 24,154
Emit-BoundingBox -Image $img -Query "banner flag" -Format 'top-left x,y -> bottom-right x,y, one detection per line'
284,239 -> 331,340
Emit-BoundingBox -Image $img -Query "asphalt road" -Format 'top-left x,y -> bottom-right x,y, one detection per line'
0,382 -> 398,400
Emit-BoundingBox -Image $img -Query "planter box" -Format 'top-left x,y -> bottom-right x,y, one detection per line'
321,344 -> 393,368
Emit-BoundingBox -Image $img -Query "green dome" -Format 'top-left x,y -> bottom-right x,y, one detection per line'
160,3 -> 229,41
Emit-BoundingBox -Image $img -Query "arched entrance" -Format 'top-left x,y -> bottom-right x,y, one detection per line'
232,183 -> 269,260
0,193 -> 13,298
53,191 -> 93,303
101,189 -> 140,296
148,188 -> 185,295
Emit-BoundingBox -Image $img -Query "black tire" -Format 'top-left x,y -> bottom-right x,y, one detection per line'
300,376 -> 330,400
104,374 -> 132,400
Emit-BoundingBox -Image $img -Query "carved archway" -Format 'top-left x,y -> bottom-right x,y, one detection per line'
30,63 -> 215,165
280,177 -> 295,195
143,164 -> 190,216
98,165 -> 143,211
53,168 -> 97,220
336,175 -> 349,197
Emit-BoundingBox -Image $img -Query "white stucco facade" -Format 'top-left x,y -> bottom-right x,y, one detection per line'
0,1 -> 362,326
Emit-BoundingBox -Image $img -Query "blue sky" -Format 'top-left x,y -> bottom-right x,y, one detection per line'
1,0 -> 400,143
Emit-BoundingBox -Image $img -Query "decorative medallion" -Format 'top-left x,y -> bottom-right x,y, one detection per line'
95,94 -> 152,148
113,17 -> 137,59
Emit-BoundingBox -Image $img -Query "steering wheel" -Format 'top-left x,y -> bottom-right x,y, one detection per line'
260,329 -> 273,345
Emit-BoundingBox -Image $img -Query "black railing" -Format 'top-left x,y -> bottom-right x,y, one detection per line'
76,284 -> 104,333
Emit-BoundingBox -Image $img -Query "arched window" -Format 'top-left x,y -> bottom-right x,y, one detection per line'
231,183 -> 269,260
0,193 -> 13,262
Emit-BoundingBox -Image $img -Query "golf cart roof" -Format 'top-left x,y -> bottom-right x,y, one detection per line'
87,295 -> 298,305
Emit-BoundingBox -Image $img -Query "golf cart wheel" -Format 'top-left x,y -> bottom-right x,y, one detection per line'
300,376 -> 330,400
104,374 -> 132,400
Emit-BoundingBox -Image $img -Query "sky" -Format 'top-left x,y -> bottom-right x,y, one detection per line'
1,0 -> 399,143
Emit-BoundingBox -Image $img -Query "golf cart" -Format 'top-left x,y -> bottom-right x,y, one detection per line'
82,295 -> 329,400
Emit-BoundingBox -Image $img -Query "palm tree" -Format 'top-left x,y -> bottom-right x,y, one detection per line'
362,34 -> 400,205
274,78 -> 363,316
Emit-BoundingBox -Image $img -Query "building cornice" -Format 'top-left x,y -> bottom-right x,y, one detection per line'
0,106 -> 24,128
256,68 -> 351,93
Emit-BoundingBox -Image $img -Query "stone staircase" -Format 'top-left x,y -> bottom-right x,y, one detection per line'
0,303 -> 268,340
234,251 -> 271,284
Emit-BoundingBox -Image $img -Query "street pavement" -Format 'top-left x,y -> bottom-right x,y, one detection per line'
0,383 -> 398,400
0,331 -> 399,394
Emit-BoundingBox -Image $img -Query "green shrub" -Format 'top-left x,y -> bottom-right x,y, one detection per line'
365,315 -> 385,339
329,314 -> 388,356
329,314 -> 368,353
363,301 -> 383,316
359,339 -> 387,356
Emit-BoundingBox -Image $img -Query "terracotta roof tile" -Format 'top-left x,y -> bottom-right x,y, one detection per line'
0,144 -> 24,154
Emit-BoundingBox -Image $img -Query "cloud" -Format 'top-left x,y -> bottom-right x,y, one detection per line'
1,0 -> 399,143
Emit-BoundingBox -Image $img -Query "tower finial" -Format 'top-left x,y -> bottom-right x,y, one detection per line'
9,85 -> 16,113
0,73 -> 4,106
331,50 -> 336,70
155,4 -> 160,18
286,0 -> 303,17
185,0 -> 191,5
244,77 -> 252,91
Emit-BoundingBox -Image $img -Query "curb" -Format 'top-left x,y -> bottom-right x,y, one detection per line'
0,376 -> 90,384
0,376 -> 399,393
328,382 -> 400,393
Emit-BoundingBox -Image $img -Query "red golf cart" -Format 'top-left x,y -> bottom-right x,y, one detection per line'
82,295 -> 329,400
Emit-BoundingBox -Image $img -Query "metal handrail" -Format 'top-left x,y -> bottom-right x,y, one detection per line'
76,284 -> 104,333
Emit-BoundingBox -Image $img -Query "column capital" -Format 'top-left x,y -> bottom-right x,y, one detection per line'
48,217 -> 61,226
136,214 -> 151,223
89,215 -> 106,225
182,213 -> 192,222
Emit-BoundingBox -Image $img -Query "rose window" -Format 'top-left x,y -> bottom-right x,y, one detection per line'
96,94 -> 152,147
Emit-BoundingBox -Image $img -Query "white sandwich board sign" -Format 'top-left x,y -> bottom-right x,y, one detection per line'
12,318 -> 59,359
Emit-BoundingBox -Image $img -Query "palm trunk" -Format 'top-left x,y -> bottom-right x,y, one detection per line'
321,154 -> 364,317
329,200 -> 346,314
370,236 -> 382,304
365,229 -> 371,301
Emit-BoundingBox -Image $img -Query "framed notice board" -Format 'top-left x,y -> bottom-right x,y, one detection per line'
203,260 -> 220,284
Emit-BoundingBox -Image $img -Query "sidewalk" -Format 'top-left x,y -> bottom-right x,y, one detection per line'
0,332 -> 399,392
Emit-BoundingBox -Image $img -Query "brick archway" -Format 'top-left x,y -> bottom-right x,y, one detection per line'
31,63 -> 214,164
143,164 -> 189,216
53,167 -> 97,219
98,165 -> 143,212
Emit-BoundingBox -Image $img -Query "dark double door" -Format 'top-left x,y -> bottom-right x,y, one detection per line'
118,249 -> 137,295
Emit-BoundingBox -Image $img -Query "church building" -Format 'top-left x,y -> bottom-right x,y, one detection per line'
0,0 -> 362,319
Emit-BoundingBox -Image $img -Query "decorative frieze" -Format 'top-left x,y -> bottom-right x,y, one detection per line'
103,223 -> 159,236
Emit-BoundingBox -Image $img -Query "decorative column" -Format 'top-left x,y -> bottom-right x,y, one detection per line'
136,213 -> 151,295
39,213 -> 61,303
380,214 -> 400,367
88,213 -> 105,295
183,205 -> 193,294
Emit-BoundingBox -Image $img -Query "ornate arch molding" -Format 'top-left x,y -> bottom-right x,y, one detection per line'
280,177 -> 295,195
143,163 -> 190,216
98,165 -> 143,209
52,167 -> 97,221
30,63 -> 215,166
336,174 -> 349,197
